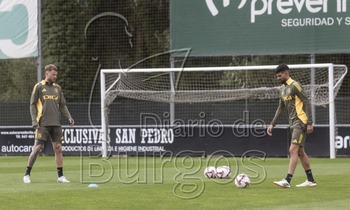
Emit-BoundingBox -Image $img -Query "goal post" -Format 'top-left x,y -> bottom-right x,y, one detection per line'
100,63 -> 348,158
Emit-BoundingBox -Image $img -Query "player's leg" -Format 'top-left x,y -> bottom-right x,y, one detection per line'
51,126 -> 70,183
287,143 -> 299,178
274,125 -> 302,188
296,146 -> 316,187
23,127 -> 48,183
298,147 -> 310,170
23,142 -> 42,183
52,140 -> 63,168
26,140 -> 43,168
273,143 -> 299,187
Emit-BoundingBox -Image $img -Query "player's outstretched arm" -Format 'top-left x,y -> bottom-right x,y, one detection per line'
30,84 -> 39,128
267,125 -> 274,136
268,98 -> 285,136
61,105 -> 74,126
59,89 -> 74,126
68,117 -> 75,126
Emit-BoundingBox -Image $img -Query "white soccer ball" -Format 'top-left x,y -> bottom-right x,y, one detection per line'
204,166 -> 217,178
216,166 -> 231,179
234,173 -> 250,188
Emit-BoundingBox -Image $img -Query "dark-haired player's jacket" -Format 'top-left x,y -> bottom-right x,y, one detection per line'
30,80 -> 72,127
270,78 -> 313,127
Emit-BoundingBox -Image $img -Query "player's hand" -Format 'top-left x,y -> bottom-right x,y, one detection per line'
307,124 -> 313,134
33,124 -> 39,129
69,118 -> 75,126
267,125 -> 274,136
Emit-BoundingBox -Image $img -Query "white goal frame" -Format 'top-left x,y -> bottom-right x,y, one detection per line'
100,63 -> 348,159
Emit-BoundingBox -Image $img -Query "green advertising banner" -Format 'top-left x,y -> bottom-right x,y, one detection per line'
0,0 -> 38,59
171,0 -> 350,56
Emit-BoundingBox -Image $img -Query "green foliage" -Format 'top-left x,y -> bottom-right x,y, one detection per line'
41,0 -> 88,101
1,1 -> 349,103
39,0 -> 171,102
0,59 -> 36,102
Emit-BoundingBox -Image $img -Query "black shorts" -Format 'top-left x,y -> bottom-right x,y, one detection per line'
35,126 -> 63,142
290,124 -> 307,147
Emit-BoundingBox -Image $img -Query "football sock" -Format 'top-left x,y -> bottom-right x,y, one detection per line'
305,169 -> 315,182
57,167 -> 63,177
285,173 -> 293,184
25,166 -> 32,176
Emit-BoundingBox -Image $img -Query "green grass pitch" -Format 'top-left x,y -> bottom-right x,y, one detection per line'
0,156 -> 349,210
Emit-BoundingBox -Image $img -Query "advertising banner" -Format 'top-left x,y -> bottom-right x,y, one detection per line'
0,0 -> 38,59
1,126 -> 349,157
335,127 -> 350,156
171,0 -> 350,56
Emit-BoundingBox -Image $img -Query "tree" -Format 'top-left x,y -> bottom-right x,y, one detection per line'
0,58 -> 36,102
41,0 -> 88,101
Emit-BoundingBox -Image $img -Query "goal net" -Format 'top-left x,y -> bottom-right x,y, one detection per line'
100,64 -> 348,158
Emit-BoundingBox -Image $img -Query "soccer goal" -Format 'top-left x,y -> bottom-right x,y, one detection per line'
100,64 -> 348,158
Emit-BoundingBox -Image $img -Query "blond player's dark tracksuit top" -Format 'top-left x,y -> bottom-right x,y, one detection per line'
270,78 -> 313,128
30,80 -> 72,127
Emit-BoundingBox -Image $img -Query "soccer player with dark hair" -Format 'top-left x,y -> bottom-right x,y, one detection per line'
267,64 -> 316,188
23,64 -> 74,183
